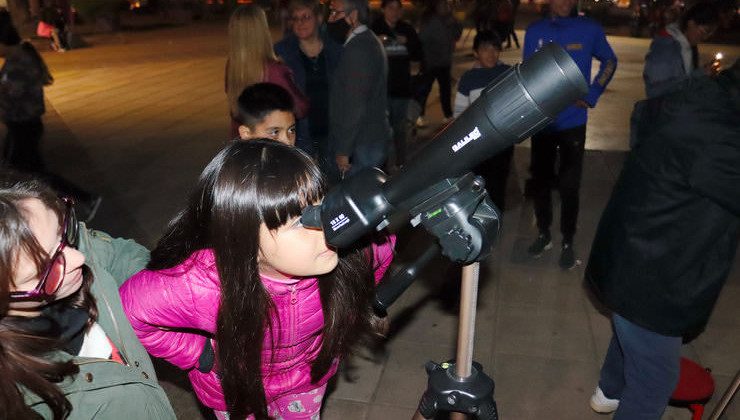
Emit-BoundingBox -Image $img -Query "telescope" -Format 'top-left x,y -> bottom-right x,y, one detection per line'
301,42 -> 588,251
301,42 -> 588,420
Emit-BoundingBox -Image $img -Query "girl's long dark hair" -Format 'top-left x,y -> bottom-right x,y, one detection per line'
0,171 -> 97,420
148,140 -> 378,420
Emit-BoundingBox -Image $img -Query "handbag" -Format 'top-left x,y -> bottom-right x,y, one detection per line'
36,21 -> 53,39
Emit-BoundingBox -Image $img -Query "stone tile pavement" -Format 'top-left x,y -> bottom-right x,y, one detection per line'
24,20 -> 740,419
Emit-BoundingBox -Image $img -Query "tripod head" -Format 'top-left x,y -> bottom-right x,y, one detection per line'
402,173 -> 500,264
373,173 -> 500,316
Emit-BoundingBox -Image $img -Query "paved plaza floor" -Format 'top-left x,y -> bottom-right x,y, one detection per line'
26,19 -> 740,420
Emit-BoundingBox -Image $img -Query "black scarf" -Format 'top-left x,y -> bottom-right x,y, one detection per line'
14,303 -> 89,355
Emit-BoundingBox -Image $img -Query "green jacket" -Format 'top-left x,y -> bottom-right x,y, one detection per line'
25,224 -> 176,419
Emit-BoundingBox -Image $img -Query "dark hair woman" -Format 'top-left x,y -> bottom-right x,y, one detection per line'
0,171 -> 176,419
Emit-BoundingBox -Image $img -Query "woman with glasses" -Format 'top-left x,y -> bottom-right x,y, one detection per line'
0,171 -> 175,419
274,0 -> 343,180
226,4 -> 309,139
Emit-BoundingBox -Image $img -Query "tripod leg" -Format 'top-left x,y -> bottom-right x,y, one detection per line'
475,398 -> 499,420
412,410 -> 469,419
411,410 -> 426,420
415,389 -> 438,420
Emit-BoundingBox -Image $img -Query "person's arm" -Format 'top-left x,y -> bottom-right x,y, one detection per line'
690,132 -> 740,216
372,234 -> 397,283
63,378 -> 177,420
266,62 -> 310,119
582,24 -> 617,107
404,23 -> 424,62
643,40 -> 685,98
522,23 -> 538,60
119,270 -> 212,371
453,72 -> 471,118
81,227 -> 150,288
417,20 -> 434,52
451,16 -> 463,40
330,41 -> 378,161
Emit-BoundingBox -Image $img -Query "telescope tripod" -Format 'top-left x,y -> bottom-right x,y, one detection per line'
412,263 -> 498,420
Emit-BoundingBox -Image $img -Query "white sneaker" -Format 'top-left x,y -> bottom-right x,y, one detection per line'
415,116 -> 427,128
590,386 -> 619,414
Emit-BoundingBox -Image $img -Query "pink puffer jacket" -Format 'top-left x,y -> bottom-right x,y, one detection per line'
119,237 -> 394,411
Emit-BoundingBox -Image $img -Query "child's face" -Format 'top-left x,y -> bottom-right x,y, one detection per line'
474,44 -> 501,69
257,214 -> 338,280
382,1 -> 403,25
239,110 -> 297,146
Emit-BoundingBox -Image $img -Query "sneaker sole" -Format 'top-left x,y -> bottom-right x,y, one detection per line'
560,258 -> 580,271
590,399 -> 618,414
528,242 -> 552,259
560,262 -> 577,270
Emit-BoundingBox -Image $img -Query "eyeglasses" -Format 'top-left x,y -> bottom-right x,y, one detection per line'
329,8 -> 345,17
9,197 -> 79,302
291,13 -> 315,23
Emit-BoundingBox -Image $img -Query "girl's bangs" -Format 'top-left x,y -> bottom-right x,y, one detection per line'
255,147 -> 325,230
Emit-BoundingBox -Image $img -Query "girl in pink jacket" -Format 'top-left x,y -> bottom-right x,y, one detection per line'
120,139 -> 394,420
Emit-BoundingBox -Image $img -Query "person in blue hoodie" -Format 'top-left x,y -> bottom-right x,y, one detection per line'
523,0 -> 616,270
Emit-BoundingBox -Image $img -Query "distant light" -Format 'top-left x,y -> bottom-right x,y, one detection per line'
715,52 -> 723,60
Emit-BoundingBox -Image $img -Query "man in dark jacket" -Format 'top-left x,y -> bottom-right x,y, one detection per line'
328,0 -> 390,177
372,0 -> 422,168
585,61 -> 740,419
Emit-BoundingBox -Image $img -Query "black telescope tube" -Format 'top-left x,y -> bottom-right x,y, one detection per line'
373,244 -> 440,317
383,42 -> 588,206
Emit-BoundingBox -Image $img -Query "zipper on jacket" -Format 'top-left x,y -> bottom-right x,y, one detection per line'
288,285 -> 297,346
83,227 -> 130,366
289,285 -> 298,305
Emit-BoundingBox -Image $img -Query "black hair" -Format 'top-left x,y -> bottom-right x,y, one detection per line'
681,1 -> 719,30
148,140 -> 379,420
0,170 -> 97,420
381,0 -> 401,9
236,82 -> 295,129
344,0 -> 371,24
473,30 -> 502,51
0,10 -> 20,46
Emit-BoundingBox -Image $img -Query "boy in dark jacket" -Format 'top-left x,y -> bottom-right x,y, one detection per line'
453,31 -> 511,210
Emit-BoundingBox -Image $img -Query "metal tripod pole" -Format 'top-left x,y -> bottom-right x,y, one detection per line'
413,262 -> 497,420
709,368 -> 740,420
456,263 -> 480,379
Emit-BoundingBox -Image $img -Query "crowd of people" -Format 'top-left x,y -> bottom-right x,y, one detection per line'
0,0 -> 738,419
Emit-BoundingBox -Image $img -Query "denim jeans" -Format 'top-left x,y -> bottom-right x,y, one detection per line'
346,140 -> 388,178
598,313 -> 682,420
